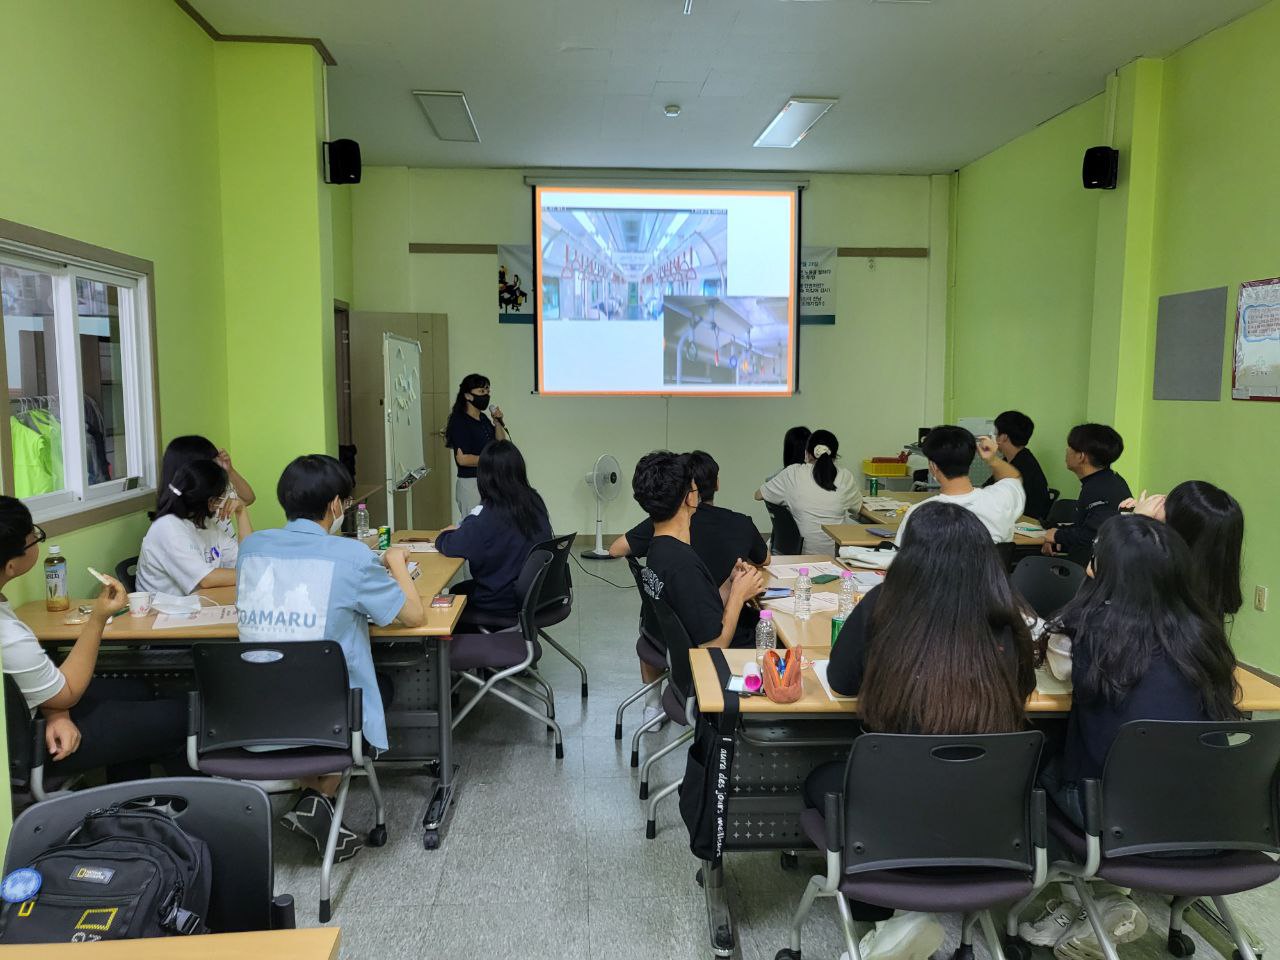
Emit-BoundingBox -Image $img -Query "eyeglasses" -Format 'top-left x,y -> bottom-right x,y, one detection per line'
25,525 -> 46,551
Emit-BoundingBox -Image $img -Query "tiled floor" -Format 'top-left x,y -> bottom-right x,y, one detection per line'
273,557 -> 1280,959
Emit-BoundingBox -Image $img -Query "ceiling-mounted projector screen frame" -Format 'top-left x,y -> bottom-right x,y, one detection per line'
533,182 -> 800,398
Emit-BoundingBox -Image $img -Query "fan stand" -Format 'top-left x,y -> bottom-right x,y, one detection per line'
580,496 -> 617,560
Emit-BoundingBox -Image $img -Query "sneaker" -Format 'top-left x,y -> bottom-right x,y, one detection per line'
281,789 -> 364,863
1053,896 -> 1149,960
642,705 -> 668,733
844,912 -> 945,960
1021,899 -> 1087,947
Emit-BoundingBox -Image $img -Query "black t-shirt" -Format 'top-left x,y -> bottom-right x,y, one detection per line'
625,503 -> 769,584
985,448 -> 1051,522
1052,467 -> 1132,562
445,411 -> 496,479
643,535 -> 726,649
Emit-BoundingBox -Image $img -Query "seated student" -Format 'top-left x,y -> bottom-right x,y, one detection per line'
236,455 -> 426,862
1042,423 -> 1131,564
1028,514 -> 1240,958
767,425 -> 811,482
895,426 -> 1024,545
137,460 -> 251,596
435,440 -> 552,629
755,429 -> 861,554
806,500 -> 1035,960
633,451 -> 764,651
0,498 -> 187,781
611,450 -> 769,727
1122,481 -> 1244,624
984,410 -> 1051,522
158,434 -> 257,521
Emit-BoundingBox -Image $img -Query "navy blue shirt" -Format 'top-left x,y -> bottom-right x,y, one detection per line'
1052,467 -> 1132,563
445,411 -> 496,479
436,504 -> 552,616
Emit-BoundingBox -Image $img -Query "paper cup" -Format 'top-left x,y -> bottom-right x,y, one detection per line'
128,592 -> 155,617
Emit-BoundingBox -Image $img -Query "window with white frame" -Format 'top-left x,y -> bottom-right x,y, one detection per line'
0,239 -> 157,525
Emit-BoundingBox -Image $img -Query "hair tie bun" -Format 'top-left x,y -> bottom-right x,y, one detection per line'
812,444 -> 832,458
168,484 -> 183,496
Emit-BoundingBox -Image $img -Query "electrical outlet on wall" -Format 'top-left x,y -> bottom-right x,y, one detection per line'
1255,586 -> 1269,612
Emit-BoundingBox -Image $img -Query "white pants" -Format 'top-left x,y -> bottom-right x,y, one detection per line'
455,476 -> 480,522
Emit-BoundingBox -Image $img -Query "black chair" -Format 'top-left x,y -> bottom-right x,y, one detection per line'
1045,487 -> 1061,521
996,540 -> 1017,572
4,777 -> 295,932
766,500 -> 804,555
778,731 -> 1047,960
614,556 -> 669,741
532,532 -> 588,699
450,549 -> 563,759
1010,555 -> 1087,620
1045,497 -> 1078,529
115,556 -> 138,592
1006,719 -> 1280,960
186,641 -> 386,924
4,675 -> 67,805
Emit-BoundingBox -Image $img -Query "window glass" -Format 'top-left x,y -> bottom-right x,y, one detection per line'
76,277 -> 127,483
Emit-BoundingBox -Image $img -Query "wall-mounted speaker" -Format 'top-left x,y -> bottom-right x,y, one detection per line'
324,139 -> 362,184
1082,146 -> 1119,190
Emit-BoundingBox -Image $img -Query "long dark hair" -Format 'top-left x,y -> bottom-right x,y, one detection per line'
1051,514 -> 1240,719
860,501 -> 1034,734
807,429 -> 840,491
477,440 -> 549,539
157,435 -> 218,513
1164,481 -> 1244,622
782,426 -> 810,468
451,373 -> 490,418
155,460 -> 227,529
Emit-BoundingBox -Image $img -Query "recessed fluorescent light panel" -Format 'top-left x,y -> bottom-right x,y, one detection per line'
412,90 -> 481,143
753,98 -> 837,148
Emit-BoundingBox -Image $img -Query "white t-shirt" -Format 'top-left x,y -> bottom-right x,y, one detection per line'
0,600 -> 65,715
895,477 -> 1026,546
760,462 -> 863,555
137,514 -> 238,597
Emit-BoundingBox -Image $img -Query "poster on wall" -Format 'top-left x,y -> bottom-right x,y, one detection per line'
1232,276 -> 1280,401
497,244 -> 535,324
799,246 -> 836,325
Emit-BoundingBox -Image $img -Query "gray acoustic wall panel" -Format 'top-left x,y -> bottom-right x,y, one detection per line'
1153,286 -> 1228,401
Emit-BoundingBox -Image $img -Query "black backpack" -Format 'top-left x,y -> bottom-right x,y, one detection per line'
0,804 -> 212,943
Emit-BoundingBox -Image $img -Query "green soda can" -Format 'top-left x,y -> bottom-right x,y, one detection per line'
831,615 -> 846,646
869,476 -> 880,496
377,525 -> 391,550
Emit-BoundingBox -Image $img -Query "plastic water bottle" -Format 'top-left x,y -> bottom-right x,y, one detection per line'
832,570 -> 857,645
795,567 -> 812,621
45,545 -> 68,612
355,503 -> 369,540
755,609 -> 777,665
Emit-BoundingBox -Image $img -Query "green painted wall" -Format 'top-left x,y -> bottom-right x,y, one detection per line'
331,186 -> 354,305
1141,0 -> 1280,671
949,96 -> 1103,493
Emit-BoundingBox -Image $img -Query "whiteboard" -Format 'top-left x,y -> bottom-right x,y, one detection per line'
382,334 -> 428,492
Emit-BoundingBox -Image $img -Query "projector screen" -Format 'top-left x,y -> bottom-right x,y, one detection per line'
535,185 -> 798,396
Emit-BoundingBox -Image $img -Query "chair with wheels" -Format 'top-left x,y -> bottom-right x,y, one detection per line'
615,556 -> 669,741
186,641 -> 386,924
777,730 -> 1047,960
532,532 -> 588,699
766,501 -> 804,555
1005,719 -> 1280,960
450,549 -> 564,758
1045,498 -> 1078,529
1010,555 -> 1087,620
115,556 -> 138,592
5,777 -> 296,932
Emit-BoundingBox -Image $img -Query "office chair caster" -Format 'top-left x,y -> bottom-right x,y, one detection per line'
1003,938 -> 1032,960
950,945 -> 974,960
1167,932 -> 1195,957
780,851 -> 799,870
367,824 -> 388,847
775,950 -> 802,960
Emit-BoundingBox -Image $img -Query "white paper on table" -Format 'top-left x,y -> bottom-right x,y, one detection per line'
848,571 -> 884,590
152,605 -> 239,631
767,561 -> 844,579
812,660 -> 856,702
404,542 -> 438,553
863,497 -> 909,513
1034,667 -> 1072,696
764,593 -> 839,616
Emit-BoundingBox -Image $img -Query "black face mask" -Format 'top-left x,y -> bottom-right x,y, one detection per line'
468,393 -> 490,411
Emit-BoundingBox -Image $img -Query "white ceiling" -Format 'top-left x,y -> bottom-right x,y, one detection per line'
191,0 -> 1267,173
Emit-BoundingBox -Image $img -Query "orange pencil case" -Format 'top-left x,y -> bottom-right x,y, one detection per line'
762,648 -> 803,704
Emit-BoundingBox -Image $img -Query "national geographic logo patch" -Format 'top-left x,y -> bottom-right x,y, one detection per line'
69,866 -> 115,885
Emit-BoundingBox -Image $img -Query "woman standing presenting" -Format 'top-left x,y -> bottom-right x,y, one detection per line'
445,373 -> 508,519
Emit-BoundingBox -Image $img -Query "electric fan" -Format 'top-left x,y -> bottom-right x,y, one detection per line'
582,453 -> 622,559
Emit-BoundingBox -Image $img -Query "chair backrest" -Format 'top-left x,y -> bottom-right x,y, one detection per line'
4,777 -> 276,933
4,674 -> 35,787
1010,555 -> 1087,620
627,556 -> 664,651
648,591 -> 696,699
115,556 -> 138,593
841,730 -> 1044,875
532,533 -> 575,612
515,549 -> 555,642
764,500 -> 804,555
995,540 -> 1016,572
1099,719 -> 1280,858
192,641 -> 352,753
1045,497 -> 1078,528
1045,488 -> 1061,518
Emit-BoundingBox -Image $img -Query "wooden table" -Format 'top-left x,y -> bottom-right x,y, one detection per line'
0,927 -> 341,960
760,555 -> 876,649
858,489 -> 932,524
827,491 -> 1046,550
17,529 -> 466,851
